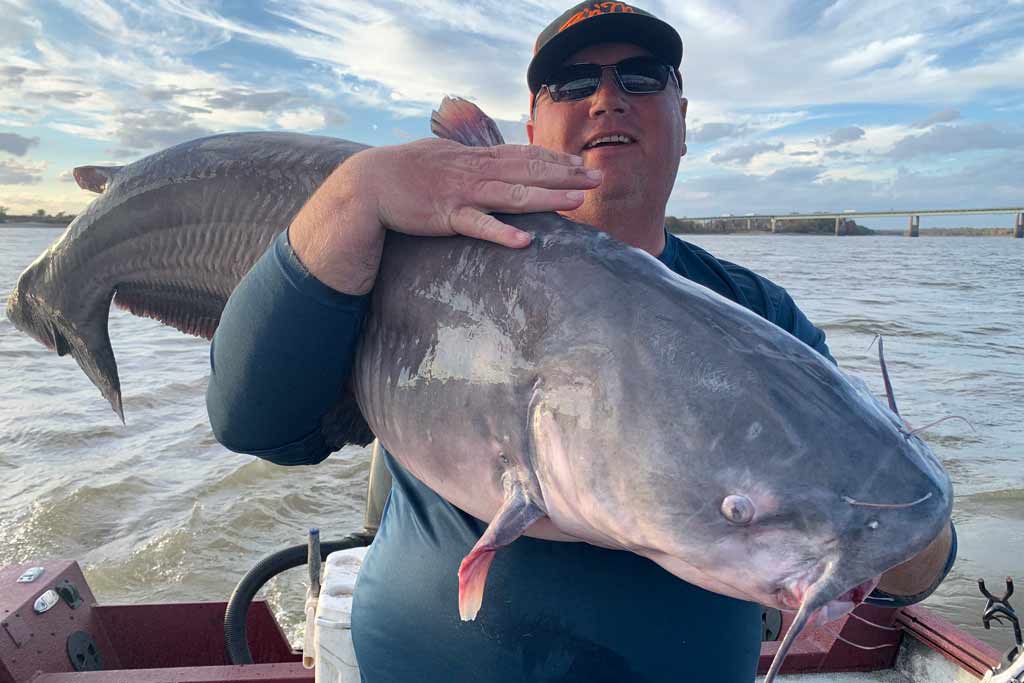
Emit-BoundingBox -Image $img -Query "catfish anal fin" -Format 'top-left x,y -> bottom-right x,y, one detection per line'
458,476 -> 546,620
113,285 -> 224,340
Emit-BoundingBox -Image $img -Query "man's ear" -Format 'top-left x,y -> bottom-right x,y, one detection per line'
526,117 -> 535,144
680,97 -> 688,158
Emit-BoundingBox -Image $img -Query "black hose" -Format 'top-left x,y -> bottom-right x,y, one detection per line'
224,531 -> 374,665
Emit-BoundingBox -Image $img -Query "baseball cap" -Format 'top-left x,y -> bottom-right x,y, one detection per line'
527,2 -> 683,102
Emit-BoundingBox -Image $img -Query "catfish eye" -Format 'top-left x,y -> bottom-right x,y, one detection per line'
721,494 -> 755,525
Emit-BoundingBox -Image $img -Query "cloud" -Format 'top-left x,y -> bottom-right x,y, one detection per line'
205,89 -> 300,111
767,165 -> 826,184
0,132 -> 40,156
827,35 -> 923,76
153,0 -> 537,120
0,158 -> 46,185
494,118 -> 528,145
671,152 -> 1023,218
690,122 -> 748,143
7,0 -> 1024,219
888,123 -> 1024,159
115,110 -> 212,151
275,107 -> 326,131
913,108 -> 960,128
24,89 -> 90,104
711,141 -> 784,165
825,126 -> 866,146
324,110 -> 349,128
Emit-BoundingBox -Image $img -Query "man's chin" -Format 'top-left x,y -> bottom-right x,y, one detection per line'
587,182 -> 644,208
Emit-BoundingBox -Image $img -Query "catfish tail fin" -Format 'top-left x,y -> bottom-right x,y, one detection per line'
6,261 -> 124,422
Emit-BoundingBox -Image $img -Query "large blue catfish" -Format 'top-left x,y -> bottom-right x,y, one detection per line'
6,98 -> 952,681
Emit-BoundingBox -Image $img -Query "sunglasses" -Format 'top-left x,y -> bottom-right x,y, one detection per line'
538,56 -> 680,104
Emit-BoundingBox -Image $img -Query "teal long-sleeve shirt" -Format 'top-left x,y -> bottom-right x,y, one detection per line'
207,230 -> 953,683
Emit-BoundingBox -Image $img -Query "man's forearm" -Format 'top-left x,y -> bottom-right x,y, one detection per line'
875,522 -> 954,598
288,148 -> 386,295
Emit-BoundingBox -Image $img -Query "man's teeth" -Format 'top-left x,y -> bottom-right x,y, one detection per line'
584,134 -> 635,149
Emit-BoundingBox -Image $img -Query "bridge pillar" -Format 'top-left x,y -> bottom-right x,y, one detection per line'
771,217 -> 777,233
1015,212 -> 1023,238
835,217 -> 842,236
907,214 -> 920,237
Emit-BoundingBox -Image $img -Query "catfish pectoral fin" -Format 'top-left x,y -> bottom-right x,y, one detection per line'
457,476 -> 546,621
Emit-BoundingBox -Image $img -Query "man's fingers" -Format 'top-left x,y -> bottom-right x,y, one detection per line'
449,207 -> 532,248
489,157 -> 602,189
472,180 -> 588,213
493,143 -> 584,167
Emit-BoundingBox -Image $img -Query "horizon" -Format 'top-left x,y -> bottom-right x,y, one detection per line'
1,209 -> 1014,233
1,1 -> 1022,230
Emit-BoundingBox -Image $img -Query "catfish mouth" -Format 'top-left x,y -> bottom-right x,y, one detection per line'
777,570 -> 879,622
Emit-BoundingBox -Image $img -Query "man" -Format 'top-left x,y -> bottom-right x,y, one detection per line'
207,3 -> 955,681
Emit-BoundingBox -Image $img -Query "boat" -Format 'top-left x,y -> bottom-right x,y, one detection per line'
2,539 -> 1020,682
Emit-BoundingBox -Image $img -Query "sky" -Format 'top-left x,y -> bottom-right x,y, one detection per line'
1,0 -> 1022,229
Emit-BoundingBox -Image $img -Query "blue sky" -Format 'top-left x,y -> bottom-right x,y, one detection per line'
1,0 -> 1022,229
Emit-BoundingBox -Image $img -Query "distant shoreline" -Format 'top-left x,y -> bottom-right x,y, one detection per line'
665,214 -> 1018,236
1,221 -> 1011,237
669,228 -> 1015,237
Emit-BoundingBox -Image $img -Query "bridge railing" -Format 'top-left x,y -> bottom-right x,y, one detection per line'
675,208 -> 1024,237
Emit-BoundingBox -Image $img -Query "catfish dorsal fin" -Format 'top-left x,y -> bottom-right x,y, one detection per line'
430,96 -> 506,147
73,165 -> 123,193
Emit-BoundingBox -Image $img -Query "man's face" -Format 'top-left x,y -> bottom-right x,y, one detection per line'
528,42 -> 688,213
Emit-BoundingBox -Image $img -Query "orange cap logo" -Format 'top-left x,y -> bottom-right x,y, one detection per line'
558,2 -> 638,33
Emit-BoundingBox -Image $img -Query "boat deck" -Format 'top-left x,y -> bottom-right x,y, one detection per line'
1,559 -> 1005,683
765,636 -> 986,681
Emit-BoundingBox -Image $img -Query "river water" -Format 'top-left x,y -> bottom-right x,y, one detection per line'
1,224 -> 1021,655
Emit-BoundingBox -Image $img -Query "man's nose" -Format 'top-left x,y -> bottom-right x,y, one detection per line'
588,68 -> 629,117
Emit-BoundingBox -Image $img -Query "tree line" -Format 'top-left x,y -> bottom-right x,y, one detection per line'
665,215 -> 873,235
0,207 -> 75,225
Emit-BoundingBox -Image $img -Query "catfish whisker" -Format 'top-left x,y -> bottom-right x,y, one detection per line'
823,623 -> 899,651
907,415 -> 977,437
842,492 -> 933,509
867,334 -> 899,415
848,611 -> 900,631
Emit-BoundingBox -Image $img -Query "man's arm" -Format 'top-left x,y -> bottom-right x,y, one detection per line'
206,229 -> 369,464
867,522 -> 956,606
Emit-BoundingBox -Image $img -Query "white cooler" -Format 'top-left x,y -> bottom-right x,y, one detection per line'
306,546 -> 367,682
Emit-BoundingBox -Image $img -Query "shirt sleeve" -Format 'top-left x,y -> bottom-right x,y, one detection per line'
719,260 -> 836,364
206,230 -> 370,466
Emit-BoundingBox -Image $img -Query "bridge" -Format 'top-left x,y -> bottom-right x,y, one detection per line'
680,207 -> 1024,237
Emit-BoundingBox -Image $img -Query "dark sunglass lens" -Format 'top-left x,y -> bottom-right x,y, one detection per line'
617,58 -> 669,93
548,64 -> 601,101
552,76 -> 600,100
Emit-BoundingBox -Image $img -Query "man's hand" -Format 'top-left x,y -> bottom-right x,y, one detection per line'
288,139 -> 601,295
876,522 -> 953,598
